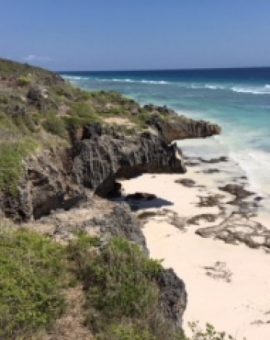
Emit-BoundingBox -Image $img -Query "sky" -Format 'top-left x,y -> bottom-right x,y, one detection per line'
1,0 -> 270,71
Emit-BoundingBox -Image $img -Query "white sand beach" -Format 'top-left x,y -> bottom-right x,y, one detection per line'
120,153 -> 270,340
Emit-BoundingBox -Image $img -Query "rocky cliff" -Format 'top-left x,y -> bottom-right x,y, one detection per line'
0,59 -> 220,221
0,58 -> 221,339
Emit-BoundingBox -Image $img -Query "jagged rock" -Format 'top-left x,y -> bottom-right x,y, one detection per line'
157,268 -> 187,330
0,111 -> 220,221
90,203 -> 147,251
72,127 -> 186,197
26,197 -> 187,332
0,58 -> 221,223
27,85 -> 48,109
147,111 -> 221,143
196,213 -> 270,250
25,198 -> 147,251
187,213 -> 219,225
219,184 -> 254,202
198,194 -> 224,207
0,150 -> 85,221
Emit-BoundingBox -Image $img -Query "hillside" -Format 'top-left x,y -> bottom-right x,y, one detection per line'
0,58 -> 225,340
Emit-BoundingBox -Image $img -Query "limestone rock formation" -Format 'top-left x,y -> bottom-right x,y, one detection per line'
72,126 -> 186,196
145,105 -> 221,143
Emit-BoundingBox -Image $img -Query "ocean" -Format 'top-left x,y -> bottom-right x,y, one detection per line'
60,68 -> 270,209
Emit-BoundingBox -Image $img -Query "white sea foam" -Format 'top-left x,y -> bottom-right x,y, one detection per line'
179,134 -> 270,211
189,83 -> 225,91
98,78 -> 169,85
231,85 -> 270,95
63,75 -> 270,96
62,75 -> 88,81
141,80 -> 169,85
228,148 -> 270,205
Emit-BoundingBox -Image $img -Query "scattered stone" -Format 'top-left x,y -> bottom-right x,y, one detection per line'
174,178 -> 196,187
219,184 -> 254,202
27,85 -> 49,110
199,156 -> 228,164
203,261 -> 232,283
240,176 -> 248,180
202,168 -> 220,174
187,214 -> 219,225
185,161 -> 200,167
126,192 -> 157,201
197,194 -> 223,207
137,211 -> 158,220
196,213 -> 270,250
170,214 -> 186,231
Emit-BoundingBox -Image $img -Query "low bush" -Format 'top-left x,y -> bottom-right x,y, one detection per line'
17,74 -> 32,86
0,229 -> 67,339
0,137 -> 39,194
43,112 -> 67,137
99,323 -> 156,340
68,235 -> 168,338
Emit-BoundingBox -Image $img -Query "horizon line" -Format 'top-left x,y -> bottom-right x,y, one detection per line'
58,65 -> 270,73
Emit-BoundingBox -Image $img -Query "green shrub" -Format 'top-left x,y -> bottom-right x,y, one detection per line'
12,112 -> 37,133
186,322 -> 236,340
0,137 -> 39,194
0,94 -> 8,104
0,229 -> 67,339
43,112 -> 67,137
63,109 -> 101,130
17,74 -> 32,86
99,323 -> 155,340
0,112 -> 17,132
68,236 -> 163,336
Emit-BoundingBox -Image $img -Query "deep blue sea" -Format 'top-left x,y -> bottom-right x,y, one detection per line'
61,68 -> 270,200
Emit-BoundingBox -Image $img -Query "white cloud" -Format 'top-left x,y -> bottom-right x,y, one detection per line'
23,54 -> 52,62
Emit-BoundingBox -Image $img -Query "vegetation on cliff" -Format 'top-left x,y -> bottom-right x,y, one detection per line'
0,229 -> 185,339
0,228 -> 67,339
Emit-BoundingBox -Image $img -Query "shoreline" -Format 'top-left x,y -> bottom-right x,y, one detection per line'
120,145 -> 270,340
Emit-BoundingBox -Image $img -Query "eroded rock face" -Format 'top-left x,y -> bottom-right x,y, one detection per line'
147,110 -> 221,143
0,150 -> 85,221
72,127 -> 186,196
157,268 -> 187,330
0,106 -> 221,221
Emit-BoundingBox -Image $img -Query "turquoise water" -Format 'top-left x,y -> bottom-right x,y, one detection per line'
61,68 -> 270,199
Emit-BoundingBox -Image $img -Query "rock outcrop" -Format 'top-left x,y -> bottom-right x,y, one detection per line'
0,58 -> 221,221
0,150 -> 84,221
145,105 -> 221,143
157,268 -> 187,331
22,195 -> 187,332
196,213 -> 270,250
0,113 -> 220,221
72,125 -> 186,197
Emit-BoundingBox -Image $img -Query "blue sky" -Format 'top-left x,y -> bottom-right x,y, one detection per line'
1,0 -> 270,70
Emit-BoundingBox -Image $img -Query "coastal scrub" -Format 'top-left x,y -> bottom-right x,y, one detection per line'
0,229 -> 67,339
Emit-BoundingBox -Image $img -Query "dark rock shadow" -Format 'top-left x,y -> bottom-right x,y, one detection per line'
113,195 -> 173,211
